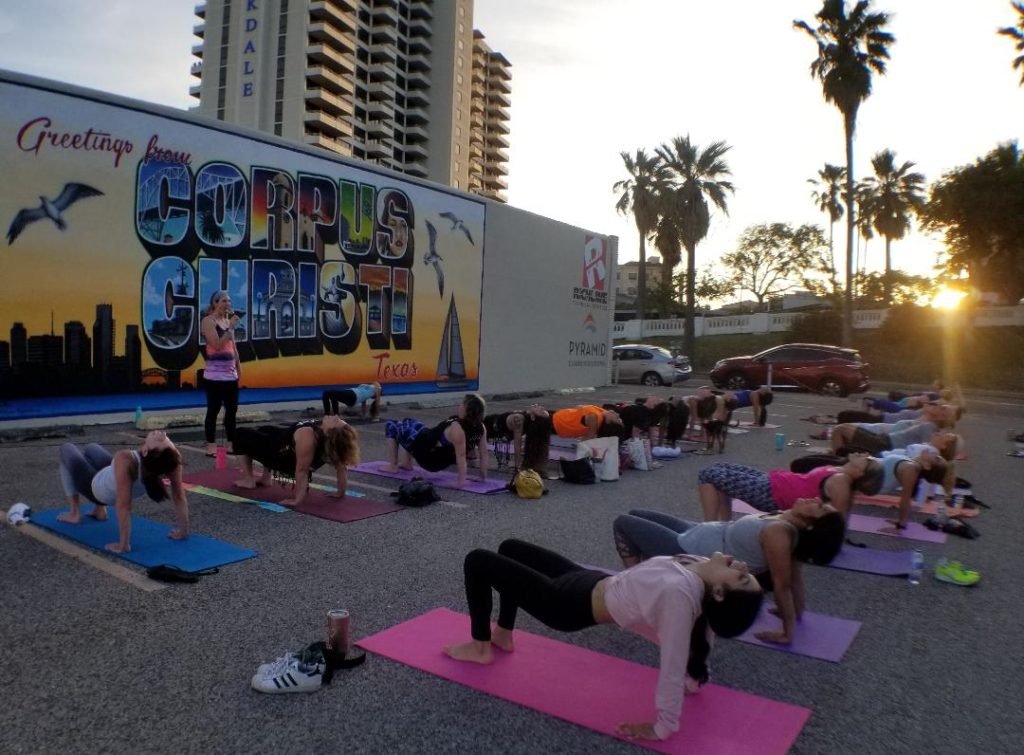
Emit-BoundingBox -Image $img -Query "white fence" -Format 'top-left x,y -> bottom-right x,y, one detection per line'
611,305 -> 1024,341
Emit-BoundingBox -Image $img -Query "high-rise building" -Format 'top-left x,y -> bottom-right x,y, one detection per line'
93,304 -> 115,385
64,321 -> 91,368
125,325 -> 142,390
190,0 -> 511,201
10,322 -> 27,367
27,334 -> 63,367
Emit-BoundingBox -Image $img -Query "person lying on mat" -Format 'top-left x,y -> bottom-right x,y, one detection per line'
613,501 -> 844,644
232,415 -> 360,506
549,404 -> 623,440
443,538 -> 763,741
56,431 -> 189,553
484,404 -> 552,475
321,381 -> 383,420
792,448 -> 951,532
697,457 -> 884,522
828,403 -> 960,455
381,393 -> 488,488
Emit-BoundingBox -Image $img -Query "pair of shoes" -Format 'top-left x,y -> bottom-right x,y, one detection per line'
934,558 -> 981,586
252,642 -> 326,693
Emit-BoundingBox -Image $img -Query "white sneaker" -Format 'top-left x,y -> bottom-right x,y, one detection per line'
251,655 -> 325,693
253,650 -> 300,683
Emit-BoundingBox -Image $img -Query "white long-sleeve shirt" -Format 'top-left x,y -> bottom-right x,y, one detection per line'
602,556 -> 704,740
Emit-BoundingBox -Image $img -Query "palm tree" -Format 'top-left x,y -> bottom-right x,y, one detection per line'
999,2 -> 1024,84
860,149 -> 926,305
655,135 -> 734,358
808,163 -> 847,291
613,149 -> 670,325
794,0 -> 895,346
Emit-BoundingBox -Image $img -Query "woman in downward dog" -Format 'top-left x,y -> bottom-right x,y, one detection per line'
443,538 -> 763,741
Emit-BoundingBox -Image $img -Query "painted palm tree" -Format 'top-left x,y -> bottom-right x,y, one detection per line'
613,150 -> 670,324
860,149 -> 926,305
999,2 -> 1024,84
655,135 -> 734,358
853,180 -> 876,301
808,163 -> 847,292
794,0 -> 894,346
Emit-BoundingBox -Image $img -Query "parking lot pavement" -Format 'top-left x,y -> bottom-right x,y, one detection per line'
2,385 -> 1022,754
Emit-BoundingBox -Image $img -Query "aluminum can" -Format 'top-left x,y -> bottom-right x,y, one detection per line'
774,432 -> 785,451
327,609 -> 350,652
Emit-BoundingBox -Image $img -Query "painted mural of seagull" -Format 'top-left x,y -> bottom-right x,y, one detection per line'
7,182 -> 104,245
439,210 -> 475,246
424,220 -> 446,299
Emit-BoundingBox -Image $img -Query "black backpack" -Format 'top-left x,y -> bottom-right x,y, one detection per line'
391,477 -> 441,507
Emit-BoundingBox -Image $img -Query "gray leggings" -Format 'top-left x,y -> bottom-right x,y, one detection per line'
58,443 -> 113,505
613,509 -> 696,561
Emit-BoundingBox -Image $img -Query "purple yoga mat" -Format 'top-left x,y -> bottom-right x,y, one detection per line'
734,607 -> 861,662
847,513 -> 947,543
350,462 -> 508,494
827,546 -> 914,576
731,500 -> 948,544
358,608 -> 810,754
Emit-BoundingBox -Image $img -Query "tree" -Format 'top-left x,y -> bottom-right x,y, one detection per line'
921,142 -> 1024,303
999,1 -> 1024,84
721,223 -> 830,308
654,136 -> 734,358
613,150 -> 670,322
807,162 -> 846,290
795,0 -> 895,346
673,267 -> 736,311
859,149 -> 926,305
853,270 -> 937,307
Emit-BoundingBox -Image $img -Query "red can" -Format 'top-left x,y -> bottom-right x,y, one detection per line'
327,609 -> 350,652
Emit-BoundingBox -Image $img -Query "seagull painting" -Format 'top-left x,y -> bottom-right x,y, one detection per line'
424,220 -> 446,299
439,211 -> 475,246
7,183 -> 104,245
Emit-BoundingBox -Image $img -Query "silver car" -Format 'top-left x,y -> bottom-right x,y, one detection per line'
612,344 -> 692,386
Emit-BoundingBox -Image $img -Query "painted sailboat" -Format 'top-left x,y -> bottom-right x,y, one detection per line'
435,295 -> 471,389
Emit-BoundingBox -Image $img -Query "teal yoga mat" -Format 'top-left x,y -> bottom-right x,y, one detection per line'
31,508 -> 256,571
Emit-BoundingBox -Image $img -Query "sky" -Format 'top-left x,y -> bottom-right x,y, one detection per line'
2,0 -> 1022,285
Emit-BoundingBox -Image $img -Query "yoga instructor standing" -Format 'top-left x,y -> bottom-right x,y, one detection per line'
201,290 -> 241,456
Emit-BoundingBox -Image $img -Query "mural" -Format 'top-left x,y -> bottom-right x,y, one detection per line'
0,75 -> 485,412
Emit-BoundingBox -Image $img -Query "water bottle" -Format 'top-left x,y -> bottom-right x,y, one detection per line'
935,495 -> 948,525
134,405 -> 143,428
908,550 -> 924,585
774,432 -> 785,451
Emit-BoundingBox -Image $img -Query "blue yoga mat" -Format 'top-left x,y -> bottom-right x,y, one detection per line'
31,508 -> 256,571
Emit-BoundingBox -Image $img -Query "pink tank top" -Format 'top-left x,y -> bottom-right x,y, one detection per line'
768,465 -> 837,510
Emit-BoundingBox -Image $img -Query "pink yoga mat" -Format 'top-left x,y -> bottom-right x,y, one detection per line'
735,607 -> 861,662
183,468 -> 402,522
731,500 -> 948,543
358,608 -> 810,754
350,462 -> 508,494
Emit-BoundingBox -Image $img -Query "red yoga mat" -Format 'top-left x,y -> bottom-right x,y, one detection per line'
357,608 -> 810,754
183,467 -> 402,523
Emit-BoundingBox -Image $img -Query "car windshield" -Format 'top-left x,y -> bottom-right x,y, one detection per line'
649,347 -> 673,359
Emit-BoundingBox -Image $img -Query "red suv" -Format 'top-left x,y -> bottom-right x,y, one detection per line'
709,343 -> 870,397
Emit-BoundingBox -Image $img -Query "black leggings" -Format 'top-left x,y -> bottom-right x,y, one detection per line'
205,380 -> 239,444
322,388 -> 358,416
464,539 -> 605,641
836,410 -> 879,424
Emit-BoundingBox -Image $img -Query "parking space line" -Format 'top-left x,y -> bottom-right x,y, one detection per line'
4,517 -> 167,593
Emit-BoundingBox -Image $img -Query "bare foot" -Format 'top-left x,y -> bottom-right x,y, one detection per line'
56,511 -> 82,524
88,506 -> 108,521
206,444 -> 217,457
105,542 -> 130,554
168,529 -> 188,541
491,627 -> 515,653
234,479 -> 258,490
443,640 -> 494,664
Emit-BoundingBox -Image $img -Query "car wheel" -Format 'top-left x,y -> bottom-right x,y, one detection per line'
818,377 -> 848,397
725,372 -> 750,390
641,372 -> 664,387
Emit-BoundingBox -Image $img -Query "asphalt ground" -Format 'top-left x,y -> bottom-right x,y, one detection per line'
1,384 -> 1023,754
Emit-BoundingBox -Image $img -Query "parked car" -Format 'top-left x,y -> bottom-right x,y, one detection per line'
708,343 -> 869,397
612,344 -> 692,386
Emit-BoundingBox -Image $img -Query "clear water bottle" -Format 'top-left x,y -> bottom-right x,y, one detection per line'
935,495 -> 948,525
908,550 -> 924,585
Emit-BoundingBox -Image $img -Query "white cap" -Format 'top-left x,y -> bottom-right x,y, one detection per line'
7,502 -> 31,526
